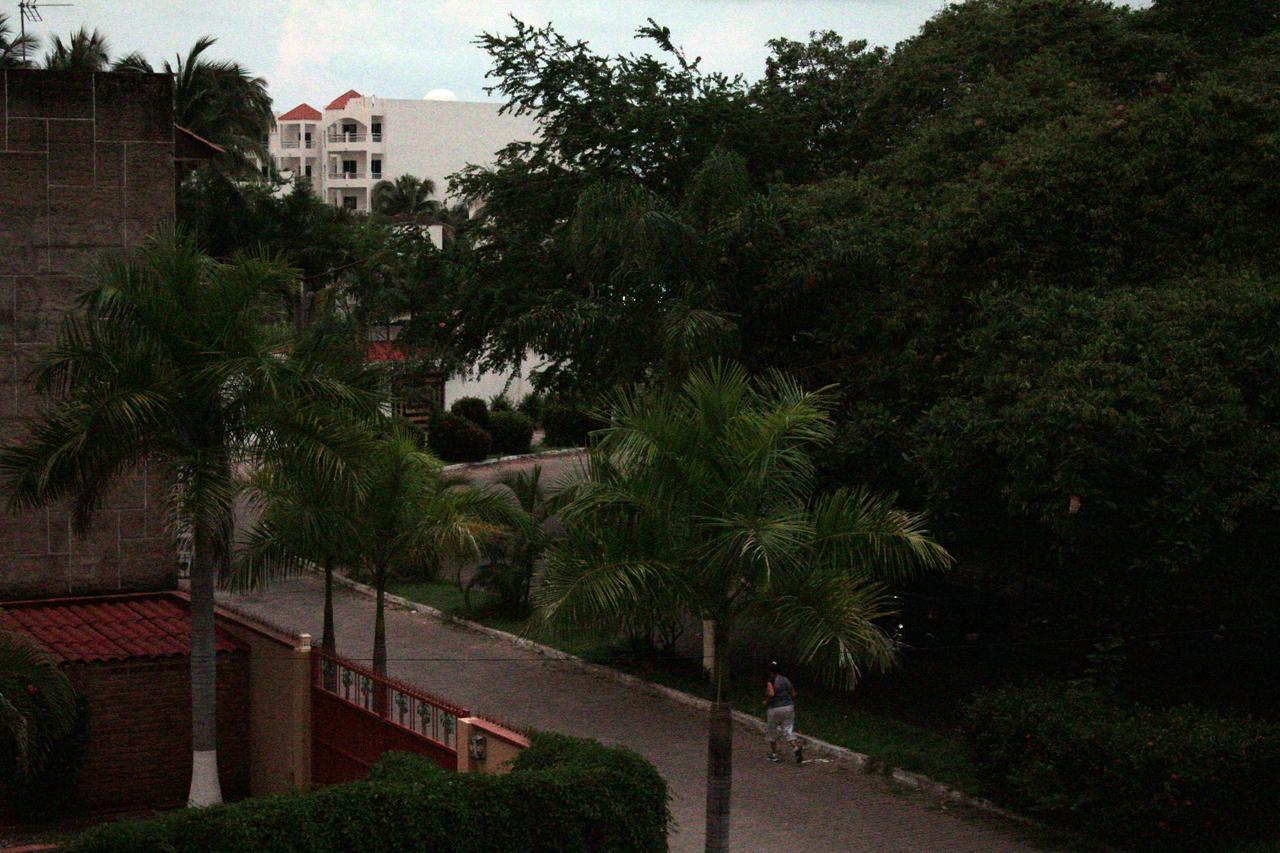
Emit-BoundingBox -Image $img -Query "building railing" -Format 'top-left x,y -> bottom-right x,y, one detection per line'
330,170 -> 366,179
372,132 -> 382,142
313,647 -> 467,752
279,141 -> 314,150
328,131 -> 367,142
371,170 -> 382,180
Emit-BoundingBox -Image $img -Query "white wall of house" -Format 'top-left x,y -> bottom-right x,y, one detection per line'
269,93 -> 539,211
444,352 -> 538,408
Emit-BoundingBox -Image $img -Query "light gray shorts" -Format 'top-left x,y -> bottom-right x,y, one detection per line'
766,705 -> 795,742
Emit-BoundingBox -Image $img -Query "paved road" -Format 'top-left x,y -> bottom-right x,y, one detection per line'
222,574 -> 1041,853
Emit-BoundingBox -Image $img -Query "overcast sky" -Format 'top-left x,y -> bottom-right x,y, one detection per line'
30,1 -> 1150,112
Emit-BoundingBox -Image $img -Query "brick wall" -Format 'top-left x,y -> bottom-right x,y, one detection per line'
61,653 -> 251,815
0,70 -> 177,597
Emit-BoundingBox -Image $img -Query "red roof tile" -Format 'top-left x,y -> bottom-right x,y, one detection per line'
0,593 -> 245,664
278,102 -> 322,122
325,89 -> 363,111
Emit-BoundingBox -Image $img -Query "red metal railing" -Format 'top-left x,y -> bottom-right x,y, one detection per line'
311,647 -> 469,783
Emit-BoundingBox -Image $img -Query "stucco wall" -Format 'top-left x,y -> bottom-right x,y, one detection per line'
0,70 -> 177,598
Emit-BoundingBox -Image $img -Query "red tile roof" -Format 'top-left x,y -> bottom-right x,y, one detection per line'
0,593 -> 245,664
325,89 -> 363,111
278,102 -> 322,122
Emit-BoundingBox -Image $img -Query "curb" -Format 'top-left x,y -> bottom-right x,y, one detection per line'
327,570 -> 1031,826
441,447 -> 583,473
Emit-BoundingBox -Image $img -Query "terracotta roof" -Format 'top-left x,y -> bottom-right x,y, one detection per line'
278,102 -> 322,122
365,340 -> 410,363
0,593 -> 246,664
326,89 -> 363,111
174,124 -> 225,160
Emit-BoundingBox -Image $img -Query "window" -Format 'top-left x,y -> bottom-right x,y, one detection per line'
371,159 -> 381,177
343,196 -> 358,210
304,132 -> 312,145
343,159 -> 357,175
304,164 -> 312,178
343,122 -> 357,139
372,121 -> 382,140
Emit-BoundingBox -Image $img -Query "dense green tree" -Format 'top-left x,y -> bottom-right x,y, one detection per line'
0,630 -> 76,775
0,233 -> 379,806
539,362 -> 947,852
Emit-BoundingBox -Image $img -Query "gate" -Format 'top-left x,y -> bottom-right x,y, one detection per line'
311,647 -> 469,785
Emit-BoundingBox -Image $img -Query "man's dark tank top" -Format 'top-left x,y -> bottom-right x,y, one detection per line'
768,675 -> 794,709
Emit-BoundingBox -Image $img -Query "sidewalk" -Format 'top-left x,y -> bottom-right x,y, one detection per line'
221,576 -> 1045,852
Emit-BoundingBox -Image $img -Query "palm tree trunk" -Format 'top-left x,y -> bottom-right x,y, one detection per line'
372,570 -> 389,715
322,560 -> 337,691
187,520 -> 223,807
705,619 -> 732,853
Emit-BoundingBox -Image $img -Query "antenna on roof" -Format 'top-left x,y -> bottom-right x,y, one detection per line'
18,1 -> 76,65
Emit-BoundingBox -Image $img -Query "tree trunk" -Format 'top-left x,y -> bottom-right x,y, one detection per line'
704,620 -> 732,853
322,560 -> 337,691
187,520 -> 223,807
372,573 -> 388,715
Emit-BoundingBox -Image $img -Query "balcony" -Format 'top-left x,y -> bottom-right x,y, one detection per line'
280,140 -> 315,150
328,131 -> 366,143
329,170 -> 367,180
371,170 -> 383,180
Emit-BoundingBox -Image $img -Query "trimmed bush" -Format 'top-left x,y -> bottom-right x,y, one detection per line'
517,391 -> 545,425
450,396 -> 490,430
427,411 -> 492,463
966,683 -> 1280,851
67,732 -> 669,853
542,402 -> 603,448
489,395 -> 514,413
488,411 -> 535,456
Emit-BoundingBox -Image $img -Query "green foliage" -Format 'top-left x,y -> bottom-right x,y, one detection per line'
0,694 -> 91,821
487,411 -> 534,456
517,391 -> 545,424
540,402 -> 601,448
371,175 -> 438,218
488,395 -> 513,412
0,630 -> 78,777
450,396 -> 490,430
66,733 -> 669,853
966,683 -> 1280,851
427,411 -> 492,463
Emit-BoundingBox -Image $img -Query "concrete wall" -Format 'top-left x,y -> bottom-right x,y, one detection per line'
215,608 -> 313,795
456,717 -> 529,775
0,70 -> 177,598
444,352 -> 537,408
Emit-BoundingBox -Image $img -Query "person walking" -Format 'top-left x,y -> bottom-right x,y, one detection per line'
764,661 -> 803,764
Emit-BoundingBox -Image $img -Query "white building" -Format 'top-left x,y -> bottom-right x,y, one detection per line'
267,90 -> 539,212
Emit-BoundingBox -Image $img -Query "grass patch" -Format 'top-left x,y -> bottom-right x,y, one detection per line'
385,577 -> 982,795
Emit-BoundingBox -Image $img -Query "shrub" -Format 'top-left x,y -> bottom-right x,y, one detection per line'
67,732 -> 669,853
488,411 -> 535,456
542,402 -> 603,448
517,391 -> 545,425
0,694 -> 91,821
965,683 -> 1280,851
450,396 -> 490,430
427,412 -> 492,463
489,395 -> 514,413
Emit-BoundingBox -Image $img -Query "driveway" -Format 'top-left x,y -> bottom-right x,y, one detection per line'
221,574 -> 1043,852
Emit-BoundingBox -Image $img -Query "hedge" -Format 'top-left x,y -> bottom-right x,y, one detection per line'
488,411 -> 534,456
67,732 -> 668,853
450,396 -> 490,430
966,683 -> 1280,851
428,411 -> 492,463
542,402 -> 603,448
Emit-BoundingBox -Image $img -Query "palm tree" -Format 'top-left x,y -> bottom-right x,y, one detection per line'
538,361 -> 950,853
0,14 -> 38,68
0,231 -> 379,807
110,36 -> 273,173
465,465 -> 556,617
372,175 -> 439,218
0,630 -> 77,775
43,27 -> 110,71
349,429 -> 515,676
